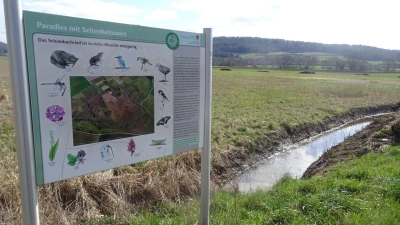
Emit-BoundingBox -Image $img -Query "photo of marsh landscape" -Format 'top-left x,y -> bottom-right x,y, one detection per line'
70,75 -> 154,146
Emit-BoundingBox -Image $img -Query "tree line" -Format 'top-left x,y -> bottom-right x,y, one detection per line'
213,53 -> 399,72
212,37 -> 400,71
213,36 -> 400,62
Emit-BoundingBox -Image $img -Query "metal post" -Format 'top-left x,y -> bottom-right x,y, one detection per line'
200,28 -> 212,225
3,0 -> 40,224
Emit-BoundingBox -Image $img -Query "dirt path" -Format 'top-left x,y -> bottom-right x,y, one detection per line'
302,113 -> 400,178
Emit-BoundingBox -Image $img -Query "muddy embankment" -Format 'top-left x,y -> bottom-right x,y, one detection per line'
212,102 -> 400,185
302,112 -> 400,178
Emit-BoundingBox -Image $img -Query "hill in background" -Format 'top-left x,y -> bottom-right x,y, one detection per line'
1,38 -> 399,62
1,38 -> 399,70
213,36 -> 400,62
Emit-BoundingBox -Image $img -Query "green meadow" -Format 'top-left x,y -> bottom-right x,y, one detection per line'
95,145 -> 400,225
70,76 -> 92,96
212,68 -> 400,150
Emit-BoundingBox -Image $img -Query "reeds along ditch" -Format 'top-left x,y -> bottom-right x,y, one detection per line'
0,150 -> 205,224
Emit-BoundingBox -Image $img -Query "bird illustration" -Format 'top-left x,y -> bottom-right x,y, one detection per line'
50,50 -> 78,71
137,57 -> 152,70
87,52 -> 103,74
114,56 -> 127,70
155,63 -> 170,82
158,90 -> 170,106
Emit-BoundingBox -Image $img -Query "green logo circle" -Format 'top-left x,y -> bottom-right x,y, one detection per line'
166,32 -> 179,50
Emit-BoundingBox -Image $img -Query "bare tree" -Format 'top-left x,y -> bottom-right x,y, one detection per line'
383,59 -> 397,72
358,61 -> 371,71
346,58 -> 359,70
330,57 -> 347,70
274,54 -> 295,69
298,55 -> 319,70
345,52 -> 361,70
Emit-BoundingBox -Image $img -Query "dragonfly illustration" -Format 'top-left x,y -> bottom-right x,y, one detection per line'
41,74 -> 67,96
150,139 -> 167,146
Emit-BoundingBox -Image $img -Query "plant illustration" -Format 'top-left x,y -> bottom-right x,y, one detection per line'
48,130 -> 59,161
67,150 -> 86,166
127,139 -> 136,156
46,104 -> 65,122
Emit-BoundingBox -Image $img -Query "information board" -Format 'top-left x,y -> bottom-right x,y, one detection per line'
23,11 -> 206,185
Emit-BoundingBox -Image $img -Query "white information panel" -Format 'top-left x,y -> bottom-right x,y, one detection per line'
23,11 -> 206,185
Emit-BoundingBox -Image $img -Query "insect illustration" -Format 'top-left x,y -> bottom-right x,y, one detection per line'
87,52 -> 103,74
137,57 -> 152,70
155,63 -> 170,82
150,139 -> 166,146
156,116 -> 171,126
41,74 -> 67,96
114,55 -> 128,70
50,50 -> 78,71
158,90 -> 170,106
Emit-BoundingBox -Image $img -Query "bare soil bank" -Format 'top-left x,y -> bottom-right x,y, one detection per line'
302,112 -> 400,178
212,102 -> 400,185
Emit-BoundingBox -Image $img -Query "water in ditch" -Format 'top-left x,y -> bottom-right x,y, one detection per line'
224,120 -> 371,193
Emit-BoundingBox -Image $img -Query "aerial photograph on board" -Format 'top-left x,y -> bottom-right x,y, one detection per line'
70,75 -> 154,146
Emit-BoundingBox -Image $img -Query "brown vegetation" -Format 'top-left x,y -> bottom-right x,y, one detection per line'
0,93 -> 8,102
219,68 -> 231,71
1,151 -> 205,224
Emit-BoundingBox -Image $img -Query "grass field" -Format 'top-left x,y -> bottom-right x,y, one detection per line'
70,76 -> 92,96
212,68 -> 400,149
1,57 -> 400,224
95,145 -> 400,225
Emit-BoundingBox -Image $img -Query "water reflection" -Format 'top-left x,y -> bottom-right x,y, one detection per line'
225,121 -> 370,192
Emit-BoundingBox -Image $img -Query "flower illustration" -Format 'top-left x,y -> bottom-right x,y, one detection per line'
77,150 -> 86,158
46,105 -> 65,122
67,150 -> 86,166
77,150 -> 86,165
127,139 -> 136,156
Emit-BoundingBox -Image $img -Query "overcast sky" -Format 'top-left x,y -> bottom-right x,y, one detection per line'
1,0 -> 400,50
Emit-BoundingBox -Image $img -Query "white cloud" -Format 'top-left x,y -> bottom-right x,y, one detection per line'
23,0 -> 142,24
171,0 -> 400,49
144,9 -> 178,22
0,0 -> 400,50
0,3 -> 6,44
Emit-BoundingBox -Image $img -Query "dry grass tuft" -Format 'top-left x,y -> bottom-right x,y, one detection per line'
0,149 -> 205,224
0,93 -> 8,102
